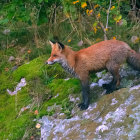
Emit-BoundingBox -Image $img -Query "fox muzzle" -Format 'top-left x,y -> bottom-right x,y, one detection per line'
46,61 -> 55,65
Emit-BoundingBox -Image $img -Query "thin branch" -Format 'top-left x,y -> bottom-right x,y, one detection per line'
64,30 -> 74,42
106,0 -> 112,29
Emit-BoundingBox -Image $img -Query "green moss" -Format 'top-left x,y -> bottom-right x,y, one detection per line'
45,63 -> 67,79
40,78 -> 81,115
0,87 -> 32,140
12,55 -> 67,82
0,73 -> 15,93
48,79 -> 80,103
12,56 -> 46,81
0,55 -> 67,93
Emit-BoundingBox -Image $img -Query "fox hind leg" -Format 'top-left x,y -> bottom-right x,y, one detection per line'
103,62 -> 121,94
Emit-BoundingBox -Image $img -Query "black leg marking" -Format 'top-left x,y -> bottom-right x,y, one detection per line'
78,81 -> 89,110
105,62 -> 121,94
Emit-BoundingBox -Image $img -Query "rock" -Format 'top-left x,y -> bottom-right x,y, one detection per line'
20,47 -> 26,53
57,113 -> 67,119
40,85 -> 140,139
7,78 -> 27,95
8,56 -> 15,62
77,40 -> 83,47
11,65 -> 18,71
3,29 -> 10,35
94,65 -> 140,89
90,83 -> 98,89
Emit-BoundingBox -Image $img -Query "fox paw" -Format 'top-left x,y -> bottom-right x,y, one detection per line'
103,84 -> 116,94
102,83 -> 111,90
105,89 -> 113,94
78,103 -> 89,110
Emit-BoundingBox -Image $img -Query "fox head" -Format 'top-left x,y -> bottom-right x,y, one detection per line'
47,41 -> 65,65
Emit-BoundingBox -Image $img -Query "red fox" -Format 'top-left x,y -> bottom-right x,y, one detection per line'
46,40 -> 140,110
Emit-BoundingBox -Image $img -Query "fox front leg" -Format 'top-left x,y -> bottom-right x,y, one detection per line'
78,79 -> 89,110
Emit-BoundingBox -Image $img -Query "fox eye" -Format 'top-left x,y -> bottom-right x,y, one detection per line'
53,54 -> 57,57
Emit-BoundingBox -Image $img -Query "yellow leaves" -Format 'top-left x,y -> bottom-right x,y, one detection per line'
86,9 -> 89,15
89,9 -> 93,14
110,6 -> 115,10
68,39 -> 71,42
112,36 -> 116,40
73,0 -> 79,4
65,13 -> 70,18
114,15 -> 122,23
97,13 -> 101,19
93,27 -> 97,34
93,22 -> 99,33
105,28 -> 108,31
96,38 -> 101,42
81,2 -> 87,8
94,4 -> 99,9
134,38 -> 140,43
86,9 -> 93,16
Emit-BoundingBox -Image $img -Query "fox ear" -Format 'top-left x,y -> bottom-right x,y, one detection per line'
49,40 -> 54,47
57,42 -> 65,50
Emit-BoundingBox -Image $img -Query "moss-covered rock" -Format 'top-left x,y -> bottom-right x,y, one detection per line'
40,78 -> 81,116
40,85 -> 140,140
12,55 -> 67,82
0,55 -> 81,140
0,55 -> 67,93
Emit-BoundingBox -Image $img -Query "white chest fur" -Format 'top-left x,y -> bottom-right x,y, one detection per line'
60,60 -> 78,78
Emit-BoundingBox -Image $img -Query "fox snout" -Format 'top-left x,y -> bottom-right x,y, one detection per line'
46,57 -> 58,65
46,58 -> 55,65
46,60 -> 55,65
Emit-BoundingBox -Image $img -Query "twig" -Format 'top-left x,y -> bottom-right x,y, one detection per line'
69,18 -> 75,31
106,0 -> 112,29
64,30 -> 74,42
69,17 -> 80,37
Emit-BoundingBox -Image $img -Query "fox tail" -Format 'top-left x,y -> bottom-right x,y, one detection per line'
127,50 -> 140,70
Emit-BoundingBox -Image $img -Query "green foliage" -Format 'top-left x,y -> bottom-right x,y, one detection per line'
61,98 -> 74,118
0,0 -> 62,26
